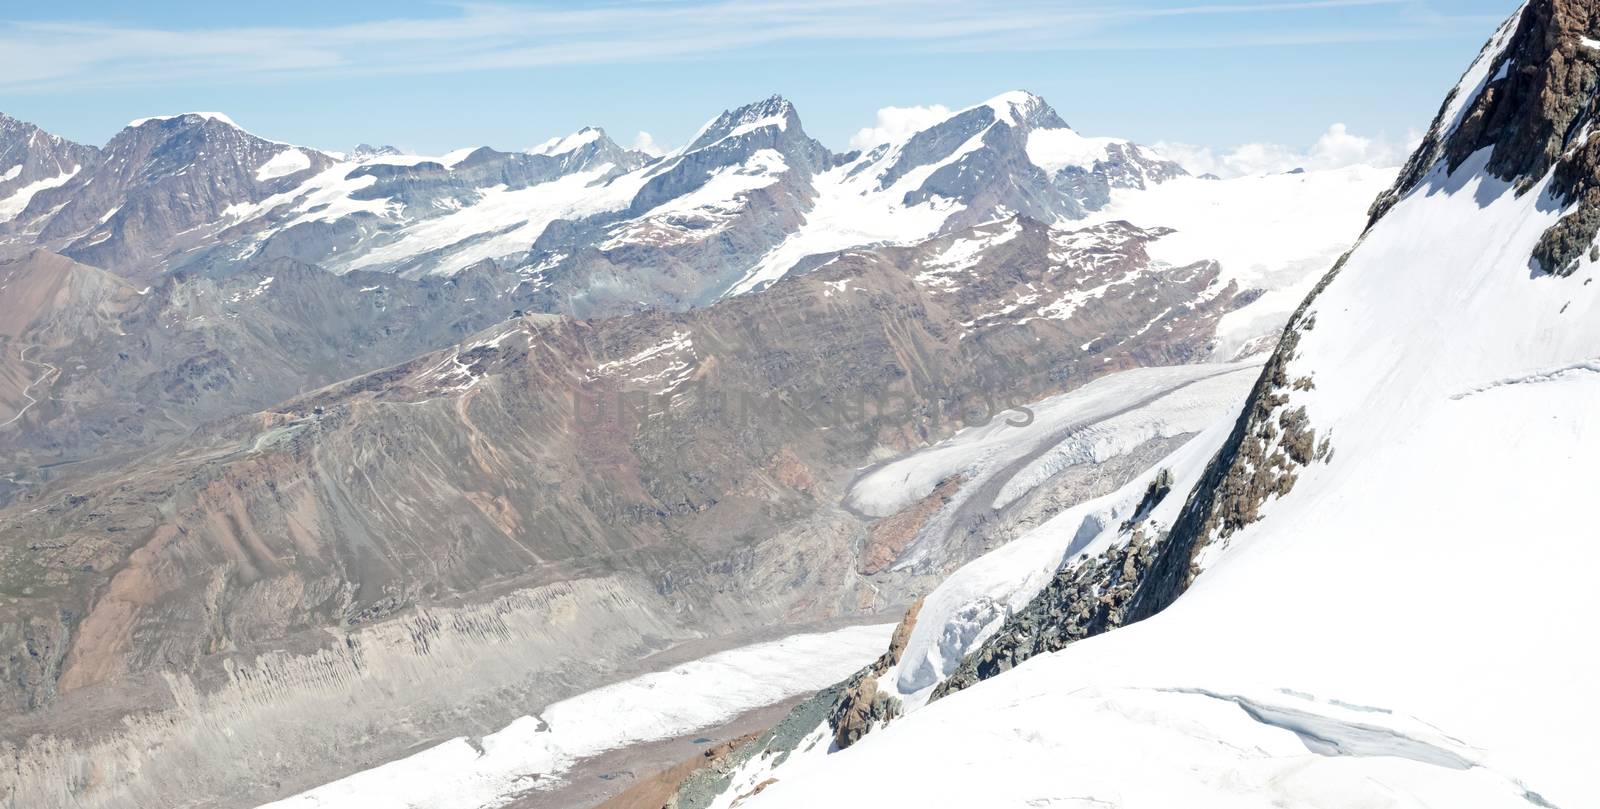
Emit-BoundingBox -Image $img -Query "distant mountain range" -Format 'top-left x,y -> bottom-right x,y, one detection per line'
3,93 -> 1184,314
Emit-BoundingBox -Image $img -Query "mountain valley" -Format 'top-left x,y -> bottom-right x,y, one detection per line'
4,27 -> 1558,808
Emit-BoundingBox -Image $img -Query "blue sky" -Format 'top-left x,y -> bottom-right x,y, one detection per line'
0,0 -> 1518,163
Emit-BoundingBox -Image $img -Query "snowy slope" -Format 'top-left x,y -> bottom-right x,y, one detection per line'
259,624 -> 893,809
701,419 -> 1247,804
344,164 -> 641,273
0,167 -> 79,223
600,148 -> 790,250
1082,165 -> 1395,359
219,136 -> 651,276
727,91 -> 1184,296
726,3 -> 1600,807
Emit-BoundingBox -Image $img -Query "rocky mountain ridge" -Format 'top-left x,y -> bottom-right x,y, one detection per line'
0,114 -> 98,225
0,93 -> 1186,315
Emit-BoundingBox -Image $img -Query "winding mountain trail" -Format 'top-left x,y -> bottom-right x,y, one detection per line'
1,344 -> 56,429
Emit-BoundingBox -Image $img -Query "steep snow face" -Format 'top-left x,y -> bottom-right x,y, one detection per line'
601,149 -> 789,250
723,135 -> 974,295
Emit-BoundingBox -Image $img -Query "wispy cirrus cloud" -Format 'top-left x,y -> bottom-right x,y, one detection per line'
0,0 -> 1474,92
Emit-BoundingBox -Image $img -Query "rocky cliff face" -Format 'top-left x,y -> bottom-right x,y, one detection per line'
1374,0 -> 1600,276
7,114 -> 335,278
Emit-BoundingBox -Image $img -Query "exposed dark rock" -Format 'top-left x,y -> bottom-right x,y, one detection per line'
827,671 -> 900,750
0,114 -> 98,204
824,598 -> 922,749
931,526 -> 1162,700
1119,468 -> 1173,533
1371,0 -> 1600,277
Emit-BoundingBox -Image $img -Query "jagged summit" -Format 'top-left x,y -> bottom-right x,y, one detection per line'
529,126 -> 607,156
5,107 -> 335,274
681,94 -> 801,153
972,89 -> 1069,131
1372,0 -> 1600,275
350,143 -> 403,160
126,111 -> 239,129
0,115 -> 97,224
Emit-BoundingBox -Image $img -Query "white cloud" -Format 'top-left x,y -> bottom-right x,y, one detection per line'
0,1 -> 1456,93
631,131 -> 666,157
1153,123 -> 1417,178
849,104 -> 953,150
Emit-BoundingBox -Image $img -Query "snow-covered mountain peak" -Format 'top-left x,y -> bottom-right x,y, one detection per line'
126,110 -> 238,129
529,126 -> 607,157
106,110 -> 314,166
681,94 -> 800,153
716,89 -> 1192,297
974,89 -> 1066,131
98,109 -> 328,188
349,143 -> 403,160
2,108 -> 340,273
